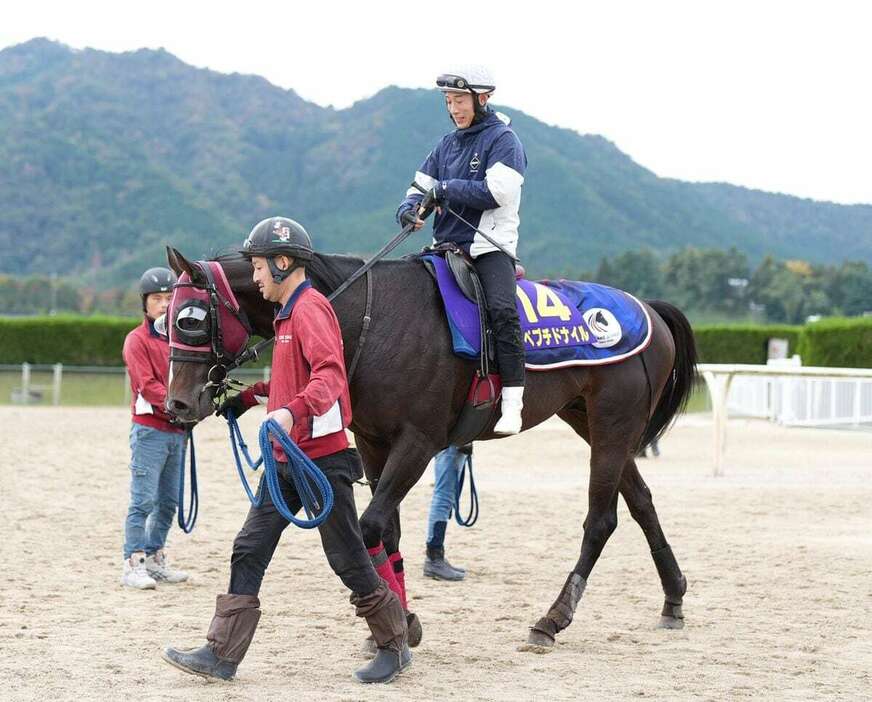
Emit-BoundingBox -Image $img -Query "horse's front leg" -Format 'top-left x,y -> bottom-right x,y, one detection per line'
357,431 -> 435,650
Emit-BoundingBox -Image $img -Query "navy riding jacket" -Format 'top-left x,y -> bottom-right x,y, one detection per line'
397,109 -> 527,259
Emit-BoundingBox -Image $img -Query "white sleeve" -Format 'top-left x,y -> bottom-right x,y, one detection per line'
406,170 -> 438,197
485,161 -> 525,207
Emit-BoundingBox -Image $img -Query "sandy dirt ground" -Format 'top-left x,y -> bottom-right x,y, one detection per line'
1,406 -> 870,701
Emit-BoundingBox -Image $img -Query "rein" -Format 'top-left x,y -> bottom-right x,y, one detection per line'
208,215 -> 418,394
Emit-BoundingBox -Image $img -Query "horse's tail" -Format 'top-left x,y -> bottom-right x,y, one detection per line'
639,300 -> 699,450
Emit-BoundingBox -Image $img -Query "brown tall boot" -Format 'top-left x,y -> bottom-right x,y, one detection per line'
351,582 -> 411,684
162,594 -> 261,681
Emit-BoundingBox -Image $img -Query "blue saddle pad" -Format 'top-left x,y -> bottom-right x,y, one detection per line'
423,255 -> 652,369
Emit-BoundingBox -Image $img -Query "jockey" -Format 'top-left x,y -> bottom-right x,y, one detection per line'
162,218 -> 410,685
396,66 -> 527,434
121,267 -> 190,589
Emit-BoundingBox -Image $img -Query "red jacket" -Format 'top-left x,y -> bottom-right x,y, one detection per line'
240,281 -> 351,460
123,318 -> 183,434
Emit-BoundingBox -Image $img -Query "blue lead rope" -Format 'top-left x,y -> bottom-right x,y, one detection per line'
177,429 -> 199,533
453,450 -> 479,527
228,411 -> 334,529
228,410 -> 264,505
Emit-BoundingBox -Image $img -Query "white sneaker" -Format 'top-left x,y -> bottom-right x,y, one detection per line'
121,552 -> 157,590
145,550 -> 189,584
493,386 -> 524,435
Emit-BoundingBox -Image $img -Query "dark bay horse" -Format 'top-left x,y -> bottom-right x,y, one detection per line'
165,248 -> 697,649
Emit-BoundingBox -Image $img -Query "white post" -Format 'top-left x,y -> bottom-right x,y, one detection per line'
52,363 -> 63,406
22,362 -> 31,401
853,380 -> 862,426
263,366 -> 270,382
702,370 -> 733,477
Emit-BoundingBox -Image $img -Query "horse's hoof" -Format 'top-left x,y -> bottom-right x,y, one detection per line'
521,627 -> 555,651
658,600 -> 684,629
361,635 -> 377,659
406,612 -> 423,648
657,615 -> 685,630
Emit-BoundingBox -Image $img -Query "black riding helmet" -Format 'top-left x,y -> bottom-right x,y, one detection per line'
140,267 -> 178,295
139,267 -> 177,313
239,217 -> 313,283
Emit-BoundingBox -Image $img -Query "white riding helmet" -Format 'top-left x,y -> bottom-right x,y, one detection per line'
436,65 -> 496,95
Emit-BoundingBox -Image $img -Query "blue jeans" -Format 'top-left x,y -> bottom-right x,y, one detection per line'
426,446 -> 466,545
123,423 -> 187,559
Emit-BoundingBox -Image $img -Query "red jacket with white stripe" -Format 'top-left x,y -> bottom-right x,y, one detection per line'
240,281 -> 351,461
123,318 -> 183,434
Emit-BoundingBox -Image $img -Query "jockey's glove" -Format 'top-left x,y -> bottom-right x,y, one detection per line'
399,208 -> 419,227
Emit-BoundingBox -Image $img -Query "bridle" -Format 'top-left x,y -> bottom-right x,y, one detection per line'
168,261 -> 256,400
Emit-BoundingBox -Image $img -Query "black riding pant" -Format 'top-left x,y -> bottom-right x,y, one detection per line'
228,448 -> 381,597
473,251 -> 526,387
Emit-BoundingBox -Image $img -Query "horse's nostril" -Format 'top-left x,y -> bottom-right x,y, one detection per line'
168,399 -> 189,413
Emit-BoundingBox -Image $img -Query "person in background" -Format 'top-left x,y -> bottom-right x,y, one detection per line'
424,445 -> 472,581
121,267 -> 189,590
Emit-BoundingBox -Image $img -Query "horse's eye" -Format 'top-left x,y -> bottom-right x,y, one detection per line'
177,317 -> 202,331
175,305 -> 209,334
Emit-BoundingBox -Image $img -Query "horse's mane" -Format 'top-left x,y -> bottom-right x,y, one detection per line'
212,249 -> 246,264
307,253 -> 365,295
210,249 -> 418,296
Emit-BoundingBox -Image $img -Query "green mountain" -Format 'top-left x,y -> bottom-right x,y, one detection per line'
2,38 -> 871,287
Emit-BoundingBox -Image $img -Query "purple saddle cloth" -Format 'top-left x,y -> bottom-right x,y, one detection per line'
423,255 -> 652,369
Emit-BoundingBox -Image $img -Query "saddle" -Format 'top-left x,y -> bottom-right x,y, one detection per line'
421,243 -> 495,374
419,243 -> 502,446
444,246 -> 479,303
441,244 -> 526,303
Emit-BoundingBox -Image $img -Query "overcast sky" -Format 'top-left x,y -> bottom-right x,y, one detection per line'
3,0 -> 871,204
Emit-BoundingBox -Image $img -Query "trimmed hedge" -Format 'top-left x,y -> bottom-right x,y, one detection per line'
1,315 -> 869,369
796,317 -> 872,368
0,315 -> 274,367
0,315 -> 139,365
692,324 -> 802,364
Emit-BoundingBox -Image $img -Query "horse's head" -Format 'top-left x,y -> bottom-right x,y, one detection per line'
163,246 -> 262,423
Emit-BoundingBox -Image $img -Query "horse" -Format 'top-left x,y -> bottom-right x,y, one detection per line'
164,246 -> 697,649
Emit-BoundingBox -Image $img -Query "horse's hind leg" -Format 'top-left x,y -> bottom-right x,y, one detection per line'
526,398 -> 637,649
619,461 -> 687,629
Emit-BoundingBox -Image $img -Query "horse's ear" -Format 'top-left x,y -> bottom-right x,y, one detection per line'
166,246 -> 198,280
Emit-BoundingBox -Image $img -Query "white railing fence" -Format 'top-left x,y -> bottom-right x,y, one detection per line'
728,374 -> 872,426
1,363 -> 270,407
700,362 -> 872,477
